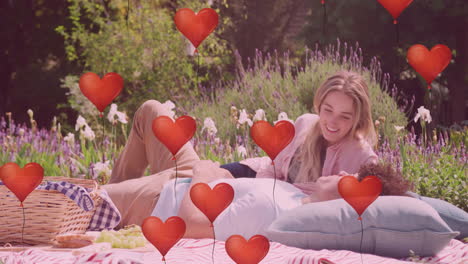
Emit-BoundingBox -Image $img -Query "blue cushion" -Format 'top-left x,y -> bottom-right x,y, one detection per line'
406,191 -> 468,239
265,196 -> 459,258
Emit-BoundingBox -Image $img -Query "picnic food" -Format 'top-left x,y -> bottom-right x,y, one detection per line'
54,233 -> 95,248
95,225 -> 147,249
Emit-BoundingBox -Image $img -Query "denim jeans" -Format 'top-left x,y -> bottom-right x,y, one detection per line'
220,162 -> 257,178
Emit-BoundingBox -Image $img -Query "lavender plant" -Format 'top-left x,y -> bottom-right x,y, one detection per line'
0,109 -> 128,185
377,124 -> 467,211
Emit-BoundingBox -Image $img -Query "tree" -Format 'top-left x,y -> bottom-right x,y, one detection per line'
217,0 -> 309,65
0,0 -> 77,126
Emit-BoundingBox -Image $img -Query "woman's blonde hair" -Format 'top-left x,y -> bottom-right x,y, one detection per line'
294,70 -> 377,183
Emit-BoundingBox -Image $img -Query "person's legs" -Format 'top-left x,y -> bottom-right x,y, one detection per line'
177,161 -> 234,239
103,169 -> 172,228
109,100 -> 200,184
220,162 -> 257,178
104,100 -> 200,227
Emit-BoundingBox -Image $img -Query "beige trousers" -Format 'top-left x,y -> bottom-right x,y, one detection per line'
102,100 -> 200,228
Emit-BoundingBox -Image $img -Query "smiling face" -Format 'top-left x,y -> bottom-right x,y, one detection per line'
318,91 -> 355,146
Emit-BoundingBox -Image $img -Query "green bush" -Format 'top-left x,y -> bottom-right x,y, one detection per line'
396,130 -> 468,212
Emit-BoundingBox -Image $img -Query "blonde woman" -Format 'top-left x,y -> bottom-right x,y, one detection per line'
223,70 -> 378,196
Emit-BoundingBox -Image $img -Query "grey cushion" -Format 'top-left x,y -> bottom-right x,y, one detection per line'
266,196 -> 459,258
406,191 -> 468,239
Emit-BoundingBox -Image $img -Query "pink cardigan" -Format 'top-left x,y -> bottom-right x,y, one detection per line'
239,114 -> 378,194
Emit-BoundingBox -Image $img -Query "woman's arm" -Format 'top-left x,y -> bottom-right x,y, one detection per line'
298,175 -> 350,204
177,160 -> 234,239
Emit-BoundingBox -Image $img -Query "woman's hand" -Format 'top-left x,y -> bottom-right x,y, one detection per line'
299,175 -> 343,203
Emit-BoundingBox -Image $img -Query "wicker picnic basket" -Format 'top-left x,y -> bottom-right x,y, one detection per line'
0,176 -> 102,245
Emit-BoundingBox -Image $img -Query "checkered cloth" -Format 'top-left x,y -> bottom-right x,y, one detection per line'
40,181 -> 95,211
86,188 -> 121,231
0,180 -> 121,231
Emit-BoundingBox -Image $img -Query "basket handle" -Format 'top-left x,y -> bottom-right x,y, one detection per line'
89,180 -> 100,199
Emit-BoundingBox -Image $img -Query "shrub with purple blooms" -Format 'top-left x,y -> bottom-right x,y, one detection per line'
0,109 -> 127,185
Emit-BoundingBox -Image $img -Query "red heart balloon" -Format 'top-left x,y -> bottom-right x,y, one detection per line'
174,8 -> 219,49
0,162 -> 44,207
189,182 -> 234,225
142,216 -> 186,261
250,120 -> 295,161
338,176 -> 382,220
225,234 -> 270,264
378,0 -> 413,24
431,44 -> 452,72
152,115 -> 196,156
407,44 -> 452,89
79,72 -> 124,113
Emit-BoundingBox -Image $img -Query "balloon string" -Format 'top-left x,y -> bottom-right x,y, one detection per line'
322,1 -> 327,38
126,0 -> 130,31
174,156 -> 178,207
359,218 -> 364,264
125,0 -> 130,42
395,22 -> 400,78
101,113 -> 105,162
196,51 -> 200,91
272,162 -> 277,216
22,205 -> 25,245
211,227 -> 216,264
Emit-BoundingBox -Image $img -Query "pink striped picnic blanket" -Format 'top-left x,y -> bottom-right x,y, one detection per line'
1,238 -> 467,264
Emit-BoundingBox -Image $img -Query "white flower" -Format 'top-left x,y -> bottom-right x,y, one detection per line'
253,109 -> 267,122
133,71 -> 141,78
107,104 -> 128,124
27,109 -> 34,119
75,115 -> 88,131
81,125 -> 95,141
185,42 -> 196,56
202,117 -> 217,136
414,106 -> 432,123
18,128 -> 25,136
116,111 -> 128,124
394,125 -> 405,132
161,100 -> 176,118
237,109 -> 253,128
236,145 -> 247,158
64,133 -> 75,144
214,137 -> 221,145
274,112 -> 293,125
92,160 -> 112,180
107,104 -> 118,123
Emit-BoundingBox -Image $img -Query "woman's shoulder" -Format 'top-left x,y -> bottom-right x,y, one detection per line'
337,136 -> 378,163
